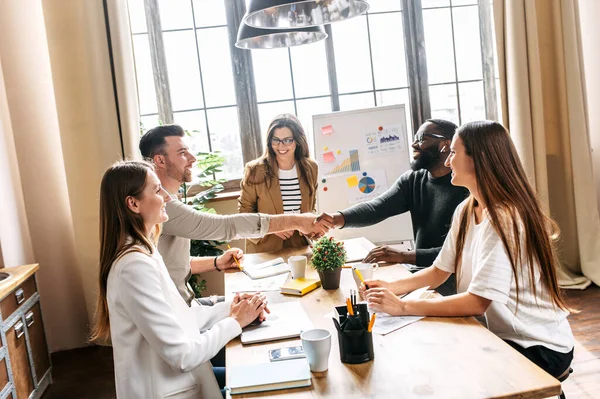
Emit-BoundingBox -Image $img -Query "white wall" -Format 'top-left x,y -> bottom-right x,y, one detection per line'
578,0 -> 600,212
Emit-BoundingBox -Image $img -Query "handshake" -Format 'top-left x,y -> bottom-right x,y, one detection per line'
275,212 -> 345,241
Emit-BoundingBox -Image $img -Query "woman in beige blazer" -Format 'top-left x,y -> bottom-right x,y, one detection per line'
239,114 -> 318,253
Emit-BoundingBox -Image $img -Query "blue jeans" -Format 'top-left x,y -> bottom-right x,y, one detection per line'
213,366 -> 226,398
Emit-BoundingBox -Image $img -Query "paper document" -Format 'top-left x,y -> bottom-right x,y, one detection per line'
229,273 -> 289,293
242,257 -> 290,279
241,301 -> 313,344
372,286 -> 431,335
342,237 -> 376,263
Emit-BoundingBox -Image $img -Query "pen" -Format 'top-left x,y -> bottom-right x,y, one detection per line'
367,313 -> 376,332
227,244 -> 243,271
353,269 -> 368,289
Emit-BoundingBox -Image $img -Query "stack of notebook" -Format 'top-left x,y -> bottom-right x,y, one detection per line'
228,359 -> 311,395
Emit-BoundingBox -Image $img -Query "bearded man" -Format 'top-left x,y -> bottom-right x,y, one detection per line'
315,119 -> 468,295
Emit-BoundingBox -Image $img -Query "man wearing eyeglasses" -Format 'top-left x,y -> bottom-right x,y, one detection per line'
316,119 -> 468,295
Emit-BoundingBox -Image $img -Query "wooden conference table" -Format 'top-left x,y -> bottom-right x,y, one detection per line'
225,246 -> 561,399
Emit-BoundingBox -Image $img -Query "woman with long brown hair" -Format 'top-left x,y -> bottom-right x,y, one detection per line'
361,121 -> 574,378
239,113 -> 319,253
91,160 -> 267,398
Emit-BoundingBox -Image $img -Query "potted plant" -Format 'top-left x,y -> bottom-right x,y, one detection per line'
311,236 -> 347,290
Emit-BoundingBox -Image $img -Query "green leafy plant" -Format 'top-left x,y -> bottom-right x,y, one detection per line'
186,150 -> 228,297
311,236 -> 347,271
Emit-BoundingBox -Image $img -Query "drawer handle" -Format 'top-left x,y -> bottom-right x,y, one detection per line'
15,288 -> 25,305
15,321 -> 24,339
25,311 -> 34,327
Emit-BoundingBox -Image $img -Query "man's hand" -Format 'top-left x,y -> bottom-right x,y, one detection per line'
364,287 -> 406,316
295,213 -> 332,238
216,247 -> 245,272
273,230 -> 295,240
364,246 -> 415,264
314,212 -> 345,229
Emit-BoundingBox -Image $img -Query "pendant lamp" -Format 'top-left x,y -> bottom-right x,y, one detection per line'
236,22 -> 327,49
244,0 -> 369,29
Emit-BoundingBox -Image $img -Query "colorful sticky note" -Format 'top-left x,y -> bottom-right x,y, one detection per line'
321,125 -> 334,135
346,175 -> 359,188
323,151 -> 335,163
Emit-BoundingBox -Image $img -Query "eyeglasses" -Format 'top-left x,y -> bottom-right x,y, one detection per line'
413,132 -> 448,144
271,137 -> 295,146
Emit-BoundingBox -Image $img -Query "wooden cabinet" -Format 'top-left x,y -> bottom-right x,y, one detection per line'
0,265 -> 51,399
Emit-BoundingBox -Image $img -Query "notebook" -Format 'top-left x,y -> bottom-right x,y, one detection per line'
228,359 -> 311,395
342,237 -> 376,262
280,278 -> 321,296
241,257 -> 290,280
241,301 -> 313,344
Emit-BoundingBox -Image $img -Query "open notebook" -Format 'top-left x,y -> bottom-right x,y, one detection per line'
241,301 -> 313,345
342,237 -> 377,262
240,257 -> 290,280
228,359 -> 311,395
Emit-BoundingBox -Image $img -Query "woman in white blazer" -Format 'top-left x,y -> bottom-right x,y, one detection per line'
91,161 -> 267,399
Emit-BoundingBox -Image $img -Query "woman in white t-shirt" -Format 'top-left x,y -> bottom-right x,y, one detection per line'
361,121 -> 574,378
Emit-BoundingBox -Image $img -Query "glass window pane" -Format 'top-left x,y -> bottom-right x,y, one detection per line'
193,0 -> 227,27
339,93 -> 375,112
163,31 -> 204,111
452,0 -> 477,5
369,12 -> 407,90
423,8 -> 456,84
422,0 -> 450,8
332,16 -> 374,94
252,48 -> 294,102
458,81 -> 485,123
290,42 -> 329,98
173,111 -> 210,154
376,89 -> 412,134
140,115 -> 160,133
196,27 -> 237,107
367,0 -> 402,13
429,84 -> 459,125
132,34 -> 158,115
453,6 -> 482,81
206,107 -> 243,179
158,0 -> 193,31
296,97 -> 332,153
257,101 -> 296,144
127,0 -> 147,34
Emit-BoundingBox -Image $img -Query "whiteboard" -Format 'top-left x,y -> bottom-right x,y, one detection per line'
312,105 -> 414,244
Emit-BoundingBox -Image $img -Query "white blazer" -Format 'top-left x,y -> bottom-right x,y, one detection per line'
107,247 -> 242,398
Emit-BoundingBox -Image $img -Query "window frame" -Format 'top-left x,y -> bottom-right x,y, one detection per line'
136,0 -> 497,181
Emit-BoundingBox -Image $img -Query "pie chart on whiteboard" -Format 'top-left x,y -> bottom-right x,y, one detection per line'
358,176 -> 376,194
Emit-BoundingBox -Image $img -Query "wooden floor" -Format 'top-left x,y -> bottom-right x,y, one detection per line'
41,285 -> 600,399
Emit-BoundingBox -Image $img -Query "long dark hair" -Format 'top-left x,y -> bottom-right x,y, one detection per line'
453,121 -> 568,311
245,114 -> 315,198
90,160 -> 160,342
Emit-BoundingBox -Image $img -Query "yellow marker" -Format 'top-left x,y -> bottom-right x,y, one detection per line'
227,244 -> 243,270
367,313 -> 376,332
354,268 -> 368,289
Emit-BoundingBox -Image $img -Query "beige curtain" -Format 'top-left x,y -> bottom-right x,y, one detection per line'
493,0 -> 600,288
0,0 -> 139,351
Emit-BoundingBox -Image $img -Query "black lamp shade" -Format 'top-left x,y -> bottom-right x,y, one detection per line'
235,23 -> 327,49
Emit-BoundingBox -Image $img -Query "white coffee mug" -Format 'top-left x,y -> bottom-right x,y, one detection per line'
352,263 -> 379,289
301,328 -> 331,372
288,255 -> 307,279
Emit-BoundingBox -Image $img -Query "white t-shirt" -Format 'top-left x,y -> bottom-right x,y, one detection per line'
433,201 -> 574,353
278,166 -> 302,214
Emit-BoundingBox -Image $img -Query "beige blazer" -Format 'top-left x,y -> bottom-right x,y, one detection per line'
238,158 -> 318,253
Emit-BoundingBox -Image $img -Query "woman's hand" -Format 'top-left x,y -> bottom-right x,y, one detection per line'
364,287 -> 406,316
217,248 -> 244,272
358,279 -> 391,298
273,230 -> 295,240
230,293 -> 269,328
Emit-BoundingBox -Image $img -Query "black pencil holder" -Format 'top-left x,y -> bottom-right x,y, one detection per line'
333,305 -> 374,364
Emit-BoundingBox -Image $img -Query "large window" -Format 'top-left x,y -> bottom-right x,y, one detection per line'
127,0 -> 497,181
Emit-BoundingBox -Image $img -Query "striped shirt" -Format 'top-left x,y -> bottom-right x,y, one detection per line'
278,167 -> 302,214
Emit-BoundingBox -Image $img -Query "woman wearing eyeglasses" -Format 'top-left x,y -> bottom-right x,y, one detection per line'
239,114 -> 318,253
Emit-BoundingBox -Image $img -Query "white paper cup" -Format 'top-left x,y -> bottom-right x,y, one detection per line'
352,263 -> 379,289
301,328 -> 331,372
288,255 -> 307,279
